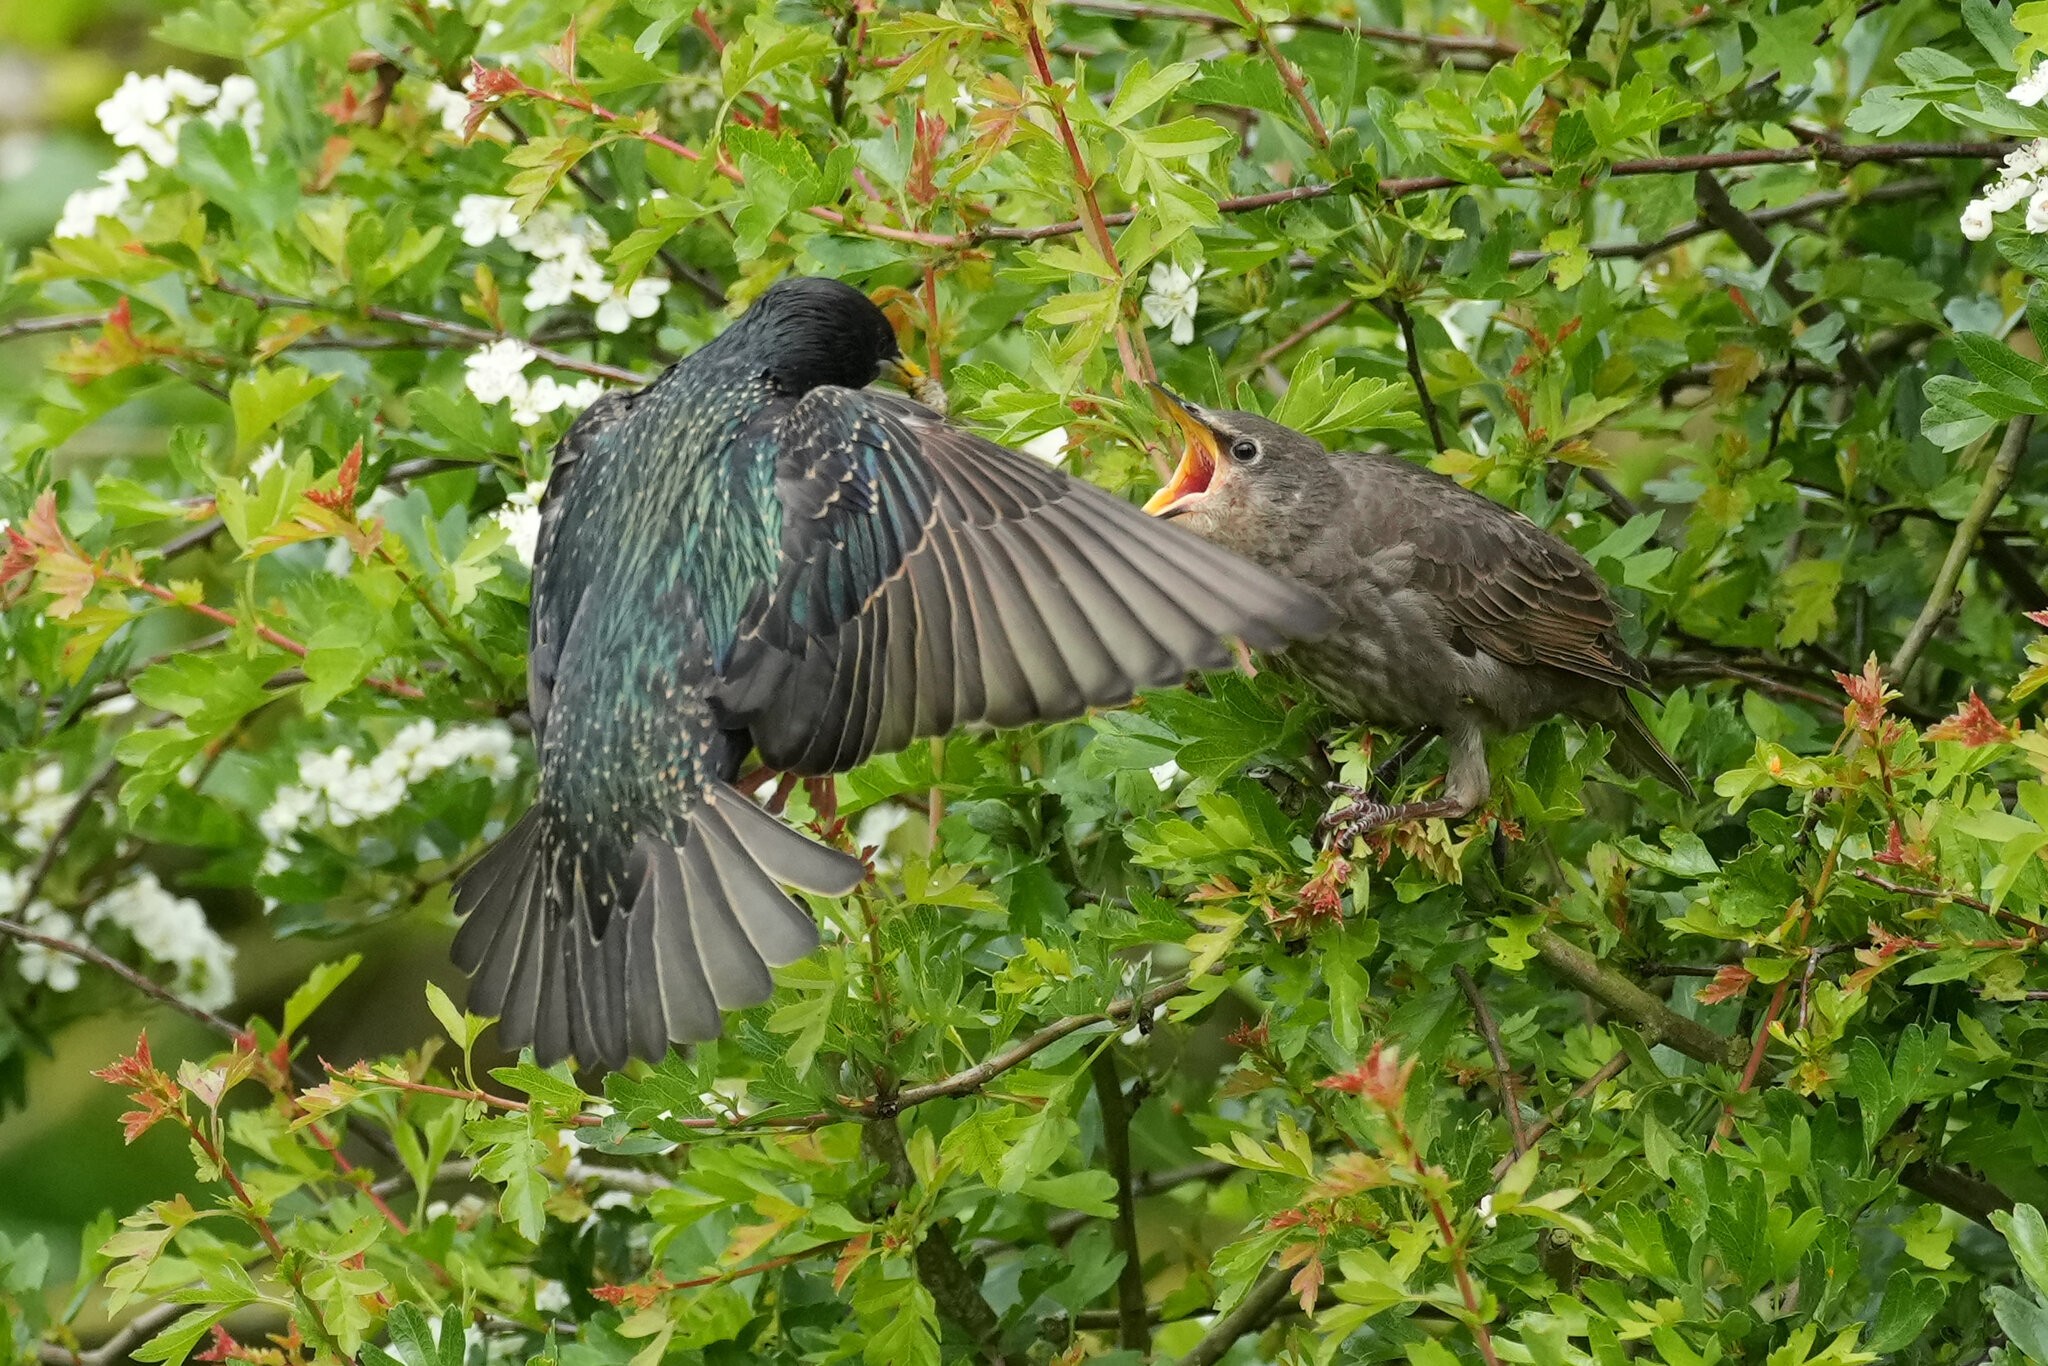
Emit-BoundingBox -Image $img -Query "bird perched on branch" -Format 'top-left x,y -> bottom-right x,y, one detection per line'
1142,390 -> 1689,842
452,278 -> 1334,1068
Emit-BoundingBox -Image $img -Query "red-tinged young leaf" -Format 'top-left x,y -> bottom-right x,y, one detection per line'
833,1233 -> 871,1293
1698,963 -> 1755,1006
1834,654 -> 1896,734
1926,691 -> 2016,747
1290,1249 -> 1325,1314
93,1032 -> 157,1089
1318,1042 -> 1415,1110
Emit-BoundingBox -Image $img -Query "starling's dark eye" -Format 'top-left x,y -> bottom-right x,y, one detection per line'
1231,439 -> 1260,464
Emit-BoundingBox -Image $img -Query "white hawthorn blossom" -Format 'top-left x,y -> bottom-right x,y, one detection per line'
464,339 -> 537,404
8,763 -> 75,852
424,84 -> 472,138
594,276 -> 670,334
258,722 -> 523,875
83,871 -> 237,1011
454,193 -> 522,248
2013,60 -> 2048,108
1142,259 -> 1201,345
95,68 -> 241,167
0,868 -> 78,994
1020,427 -> 1069,463
1960,138 -> 2048,242
493,480 -> 548,565
53,153 -> 150,239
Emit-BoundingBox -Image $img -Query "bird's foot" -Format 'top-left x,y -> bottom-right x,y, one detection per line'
1319,788 -> 1466,852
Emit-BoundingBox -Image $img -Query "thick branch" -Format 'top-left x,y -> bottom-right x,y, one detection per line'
1089,1052 -> 1150,1353
864,1115 -> 1008,1363
1532,929 -> 1746,1067
1901,1159 -> 2013,1228
1891,415 -> 2035,681
1175,1263 -> 1296,1366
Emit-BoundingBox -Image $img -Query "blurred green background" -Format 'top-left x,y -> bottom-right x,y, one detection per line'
0,0 -> 480,1286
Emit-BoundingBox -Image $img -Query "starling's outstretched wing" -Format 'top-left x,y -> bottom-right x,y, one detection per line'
1355,454 -> 1648,694
717,388 -> 1335,774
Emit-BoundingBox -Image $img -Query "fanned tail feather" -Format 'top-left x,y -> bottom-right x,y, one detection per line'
452,783 -> 864,1068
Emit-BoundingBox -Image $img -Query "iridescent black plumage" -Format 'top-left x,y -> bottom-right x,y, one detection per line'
453,278 -> 1334,1068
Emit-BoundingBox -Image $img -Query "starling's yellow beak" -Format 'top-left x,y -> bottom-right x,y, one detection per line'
1144,385 -> 1221,518
882,355 -> 949,417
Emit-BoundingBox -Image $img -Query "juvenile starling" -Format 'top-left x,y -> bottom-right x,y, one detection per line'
1142,392 -> 1689,836
452,278 -> 1334,1067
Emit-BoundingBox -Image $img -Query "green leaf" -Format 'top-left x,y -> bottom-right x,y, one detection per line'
283,956 -> 361,1039
489,1059 -> 589,1112
1997,1204 -> 2048,1299
229,366 -> 336,457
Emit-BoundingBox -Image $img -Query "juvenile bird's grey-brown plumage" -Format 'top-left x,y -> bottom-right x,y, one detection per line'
1143,393 -> 1689,833
451,279 -> 1334,1069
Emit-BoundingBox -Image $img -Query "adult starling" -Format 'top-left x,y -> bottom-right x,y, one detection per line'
452,278 -> 1334,1068
1142,392 -> 1689,836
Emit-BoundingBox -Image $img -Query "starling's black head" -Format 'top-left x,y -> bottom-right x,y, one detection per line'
736,276 -> 908,396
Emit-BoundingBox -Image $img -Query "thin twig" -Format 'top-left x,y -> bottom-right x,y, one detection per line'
1488,1051 -> 1630,1182
1055,0 -> 1520,56
1090,1051 -> 1150,1354
1453,965 -> 1528,1155
1227,0 -> 1327,147
1506,176 -> 1947,267
0,312 -> 105,343
1692,172 -> 1878,392
1388,298 -> 1446,452
975,140 -> 2009,247
0,913 -> 239,1040
11,755 -> 123,914
1891,415 -> 2035,681
1249,299 -> 1356,370
207,278 -> 647,385
1004,0 -> 1153,382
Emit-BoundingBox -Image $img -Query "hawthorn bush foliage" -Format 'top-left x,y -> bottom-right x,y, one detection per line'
16,0 -> 2048,1362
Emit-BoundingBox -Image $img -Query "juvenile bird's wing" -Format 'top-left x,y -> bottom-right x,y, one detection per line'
1360,457 -> 1648,693
717,387 -> 1334,774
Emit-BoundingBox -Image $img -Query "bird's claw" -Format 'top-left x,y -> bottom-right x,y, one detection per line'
1319,788 -> 1402,848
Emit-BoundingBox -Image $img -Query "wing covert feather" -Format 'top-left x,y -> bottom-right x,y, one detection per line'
721,387 -> 1334,774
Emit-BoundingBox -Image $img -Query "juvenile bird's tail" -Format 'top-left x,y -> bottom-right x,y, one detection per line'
450,783 -> 865,1069
1600,697 -> 1692,798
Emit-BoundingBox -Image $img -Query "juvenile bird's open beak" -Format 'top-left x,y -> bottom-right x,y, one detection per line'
1144,385 -> 1221,518
882,355 -> 949,417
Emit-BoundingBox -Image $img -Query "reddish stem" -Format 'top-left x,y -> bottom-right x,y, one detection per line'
1004,1 -> 1154,382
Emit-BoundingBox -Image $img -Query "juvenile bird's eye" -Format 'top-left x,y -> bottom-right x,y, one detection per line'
1232,439 -> 1260,463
